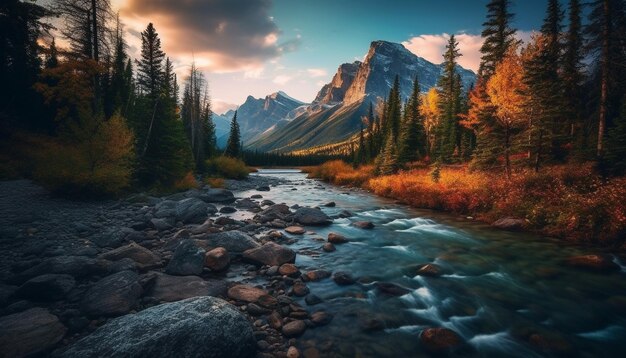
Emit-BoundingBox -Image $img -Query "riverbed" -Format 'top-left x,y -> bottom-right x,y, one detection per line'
237,169 -> 626,357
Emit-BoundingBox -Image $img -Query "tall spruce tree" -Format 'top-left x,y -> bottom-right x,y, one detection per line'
225,111 -> 241,158
377,133 -> 399,175
137,23 -> 164,99
563,0 -> 585,145
478,0 -> 517,79
398,76 -> 425,164
385,75 -> 402,140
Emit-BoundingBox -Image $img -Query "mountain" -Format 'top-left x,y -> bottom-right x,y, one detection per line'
211,113 -> 231,149
248,40 -> 476,153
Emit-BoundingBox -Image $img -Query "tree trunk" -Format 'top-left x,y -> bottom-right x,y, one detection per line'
597,0 -> 610,159
504,123 -> 511,179
90,0 -> 99,62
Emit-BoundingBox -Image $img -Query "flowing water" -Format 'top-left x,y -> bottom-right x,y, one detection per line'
238,169 -> 626,357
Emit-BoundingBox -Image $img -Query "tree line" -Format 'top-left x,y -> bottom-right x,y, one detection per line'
355,0 -> 626,178
1,0 -> 245,194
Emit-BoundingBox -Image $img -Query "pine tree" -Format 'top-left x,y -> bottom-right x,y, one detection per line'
563,0 -> 585,144
137,23 -> 165,99
377,133 -> 399,175
385,75 -> 402,140
435,35 -> 463,162
605,96 -> 626,174
365,102 -> 376,160
105,18 -> 131,117
478,0 -> 517,79
225,111 -> 241,158
356,120 -> 366,165
398,76 -> 425,164
44,38 -> 59,69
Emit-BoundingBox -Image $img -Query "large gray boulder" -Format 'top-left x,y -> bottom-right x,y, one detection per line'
99,242 -> 161,270
243,242 -> 296,266
165,240 -> 206,276
60,297 -> 256,358
0,307 -> 66,358
15,274 -> 75,301
254,204 -> 292,223
293,207 -> 332,226
175,198 -> 217,224
146,273 -> 227,302
201,189 -> 236,203
200,231 -> 261,253
81,270 -> 142,317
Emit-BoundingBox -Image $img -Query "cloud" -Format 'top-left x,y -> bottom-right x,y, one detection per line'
402,33 -> 483,72
306,68 -> 328,78
273,75 -> 292,85
120,0 -> 300,72
212,100 -> 238,115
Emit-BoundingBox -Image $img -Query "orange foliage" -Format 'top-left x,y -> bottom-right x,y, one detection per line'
204,177 -> 225,188
173,172 -> 199,191
307,160 -> 375,186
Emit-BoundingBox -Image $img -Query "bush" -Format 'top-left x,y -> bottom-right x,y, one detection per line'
205,156 -> 249,180
173,172 -> 199,191
204,177 -> 225,188
307,160 -> 374,185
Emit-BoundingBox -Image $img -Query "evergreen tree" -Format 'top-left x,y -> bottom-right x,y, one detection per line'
605,96 -> 626,174
105,18 -> 131,117
365,102 -> 376,161
562,0 -> 585,144
225,111 -> 241,158
398,76 -> 425,164
44,38 -> 59,69
385,75 -> 402,140
137,23 -> 165,98
377,133 -> 399,175
356,120 -> 366,165
478,0 -> 517,79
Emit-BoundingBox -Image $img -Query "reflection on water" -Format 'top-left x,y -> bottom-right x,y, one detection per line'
237,169 -> 626,357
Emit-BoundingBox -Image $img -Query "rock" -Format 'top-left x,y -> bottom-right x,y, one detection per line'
204,247 -> 230,271
285,226 -> 306,235
246,303 -> 270,316
147,273 -> 226,302
375,282 -> 411,296
492,217 -> 527,231
219,206 -> 237,213
0,308 -> 66,358
202,188 -> 236,203
304,270 -> 332,281
235,198 -> 261,210
251,194 -> 263,199
176,198 -> 217,224
282,320 -> 306,337
293,208 -> 332,226
279,263 -> 300,277
60,297 -> 255,358
287,346 -> 300,358
564,254 -> 620,273
323,202 -> 336,207
201,231 -> 261,253
15,274 -> 75,301
322,243 -> 336,252
260,199 -> 275,206
81,270 -> 142,317
338,210 -> 353,218
268,311 -> 283,329
327,232 -> 348,244
243,242 -> 296,266
361,318 -> 385,332
227,284 -> 268,303
166,240 -> 206,276
12,256 -> 111,283
310,311 -> 332,326
150,218 -> 174,231
419,327 -> 463,353
256,185 -> 271,191
333,272 -> 355,285
257,294 -> 278,308
291,282 -> 309,297
0,284 -> 18,306
416,263 -> 444,277
351,221 -> 375,229
305,294 -> 323,306
99,242 -> 161,270
254,204 -> 291,223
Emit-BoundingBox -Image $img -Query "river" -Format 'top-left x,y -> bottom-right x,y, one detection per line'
237,169 -> 626,357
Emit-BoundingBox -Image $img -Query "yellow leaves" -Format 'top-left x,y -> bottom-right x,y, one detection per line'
420,88 -> 441,133
486,45 -> 527,127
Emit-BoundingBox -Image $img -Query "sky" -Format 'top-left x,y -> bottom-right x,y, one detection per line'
111,0 -> 548,113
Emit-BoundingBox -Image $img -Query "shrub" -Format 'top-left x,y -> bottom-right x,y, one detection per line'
307,160 -> 374,185
204,177 -> 225,188
205,156 -> 249,179
173,172 -> 199,191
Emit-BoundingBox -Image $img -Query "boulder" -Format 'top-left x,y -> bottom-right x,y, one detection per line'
327,232 -> 348,244
99,242 -> 161,270
282,320 -> 306,337
60,297 -> 255,358
304,270 -> 332,282
351,221 -> 375,229
323,202 -> 336,207
254,204 -> 291,223
251,194 -> 263,199
204,247 -> 230,271
285,226 -> 306,235
227,284 -> 268,303
416,263 -> 444,277
260,200 -> 275,206
0,308 -> 66,358
332,272 -> 355,285
202,189 -> 236,203
293,208 -> 332,226
243,242 -> 296,266
256,185 -> 271,191
322,243 -> 336,252
201,231 -> 261,253
492,217 -> 527,231
154,200 -> 177,218
419,327 -> 463,353
235,198 -> 261,210
175,198 -> 217,224
564,254 -> 620,273
81,270 -> 142,317
305,294 -> 323,306
150,218 -> 174,231
165,240 -> 206,276
375,282 -> 411,296
279,263 -> 300,277
147,273 -> 226,302
12,256 -> 111,283
219,206 -> 237,214
310,311 -> 332,326
15,274 -> 75,301
291,282 -> 309,297
0,284 -> 17,306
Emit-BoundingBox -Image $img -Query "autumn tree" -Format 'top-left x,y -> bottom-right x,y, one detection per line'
420,88 -> 441,157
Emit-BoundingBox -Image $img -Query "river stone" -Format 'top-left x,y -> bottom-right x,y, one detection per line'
166,240 -> 206,276
564,254 -> 620,273
150,217 -> 174,231
291,282 -> 309,297
416,263 -> 444,277
0,307 -> 66,358
256,185 -> 270,191
12,256 -> 111,283
60,297 -> 256,358
310,311 -> 332,326
219,206 -> 237,213
375,282 -> 411,296
328,232 -> 348,244
243,242 -> 296,266
176,198 -> 217,224
293,207 -> 332,226
492,217 -> 527,231
419,327 -> 463,353
202,188 -> 236,203
254,204 -> 291,223
204,247 -> 230,271
304,270 -> 332,282
227,284 -> 268,303
15,274 -> 75,301
279,263 -> 300,277
99,242 -> 161,270
201,231 -> 261,253
285,226 -> 306,235
81,270 -> 142,317
282,320 -> 306,337
322,243 -> 336,252
235,198 -> 261,210
147,273 -> 227,302
351,221 -> 375,229
333,272 -> 355,285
